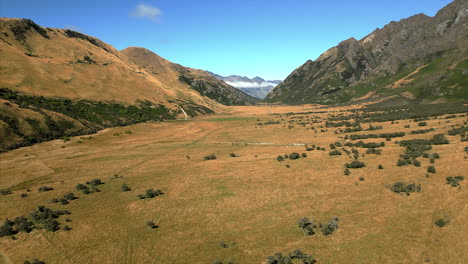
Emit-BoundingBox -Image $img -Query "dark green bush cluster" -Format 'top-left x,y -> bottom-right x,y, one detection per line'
229,153 -> 238,157
434,218 -> 450,227
266,249 -> 316,264
38,186 -> 54,192
0,206 -> 70,237
50,193 -> 77,205
446,176 -> 464,187
212,261 -> 234,264
24,259 -> 46,264
390,182 -> 421,195
321,217 -> 339,236
365,148 -> 382,155
297,217 -> 315,236
289,152 -> 301,160
343,126 -> 363,133
121,184 -> 131,192
137,189 -> 163,199
427,166 -> 436,173
447,126 -> 467,136
325,121 -> 359,128
0,88 -> 173,127
344,141 -> 384,148
348,132 -> 405,140
329,150 -> 342,156
397,157 -> 421,167
204,154 -> 217,160
410,128 -> 434,134
366,124 -> 383,131
1,189 -> 12,195
75,179 -> 104,194
345,161 -> 366,169
417,122 -> 427,126
297,216 -> 339,236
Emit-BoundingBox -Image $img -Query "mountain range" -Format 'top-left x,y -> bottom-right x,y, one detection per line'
265,0 -> 468,105
209,73 -> 281,99
0,18 -> 257,151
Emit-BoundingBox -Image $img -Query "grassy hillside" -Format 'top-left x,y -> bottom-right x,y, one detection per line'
1,103 -> 466,263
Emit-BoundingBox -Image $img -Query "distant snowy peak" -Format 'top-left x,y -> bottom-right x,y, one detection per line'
208,72 -> 281,99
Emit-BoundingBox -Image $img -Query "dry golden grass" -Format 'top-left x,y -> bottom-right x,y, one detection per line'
0,105 -> 467,264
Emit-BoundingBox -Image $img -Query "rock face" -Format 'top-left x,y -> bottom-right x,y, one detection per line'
209,73 -> 281,99
265,0 -> 468,104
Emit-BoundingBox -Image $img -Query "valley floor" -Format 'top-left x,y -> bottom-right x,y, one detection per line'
0,105 -> 467,264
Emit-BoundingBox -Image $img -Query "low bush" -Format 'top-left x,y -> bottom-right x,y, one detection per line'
266,249 -> 316,264
427,166 -> 436,173
345,161 -> 366,169
121,184 -> 131,192
434,218 -> 450,227
390,182 -> 421,195
138,189 -> 163,199
204,154 -> 217,160
446,176 -> 464,187
329,150 -> 342,156
38,186 -> 54,192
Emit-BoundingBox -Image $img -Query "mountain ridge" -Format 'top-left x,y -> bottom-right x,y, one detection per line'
265,0 -> 468,104
209,73 -> 281,99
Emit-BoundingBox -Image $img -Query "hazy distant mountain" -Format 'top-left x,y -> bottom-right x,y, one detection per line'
265,0 -> 468,105
209,73 -> 281,99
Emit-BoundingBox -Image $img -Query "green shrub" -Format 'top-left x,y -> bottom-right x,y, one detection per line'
266,249 -> 316,264
204,154 -> 217,160
329,150 -> 342,156
345,161 -> 366,169
289,153 -> 300,160
121,184 -> 131,192
390,182 -> 421,195
434,218 -> 449,227
427,166 -> 436,173
446,176 -> 464,187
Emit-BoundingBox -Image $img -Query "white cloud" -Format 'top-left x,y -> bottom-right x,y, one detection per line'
130,4 -> 162,22
225,81 -> 279,88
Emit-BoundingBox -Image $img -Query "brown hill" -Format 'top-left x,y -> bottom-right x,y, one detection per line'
0,18 -> 256,151
265,0 -> 468,104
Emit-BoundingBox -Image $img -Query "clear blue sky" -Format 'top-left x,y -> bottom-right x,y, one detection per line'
0,0 -> 453,80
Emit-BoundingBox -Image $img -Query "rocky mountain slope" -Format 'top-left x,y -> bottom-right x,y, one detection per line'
121,48 -> 258,106
0,18 -> 256,151
265,0 -> 468,104
209,73 -> 281,99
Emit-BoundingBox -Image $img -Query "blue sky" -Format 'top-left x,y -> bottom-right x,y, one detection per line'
0,0 -> 453,80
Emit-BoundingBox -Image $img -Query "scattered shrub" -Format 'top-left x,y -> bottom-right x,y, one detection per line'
289,153 -> 300,160
446,176 -> 464,187
266,249 -> 316,264
427,166 -> 436,174
204,154 -> 217,160
138,189 -> 163,199
63,193 -> 77,200
344,168 -> 350,175
390,182 -> 421,195
87,179 -> 104,186
277,155 -> 284,162
345,161 -> 366,169
62,225 -> 72,231
21,193 -> 28,198
329,150 -> 342,156
121,184 -> 131,192
229,153 -> 238,157
38,186 -> 54,192
1,189 -> 12,195
434,218 -> 449,227
24,259 -> 46,264
297,217 -> 315,236
321,217 -> 339,236
378,165 -> 383,170
301,153 -> 307,158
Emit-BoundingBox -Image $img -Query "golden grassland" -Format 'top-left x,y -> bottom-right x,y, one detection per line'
0,105 -> 467,264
